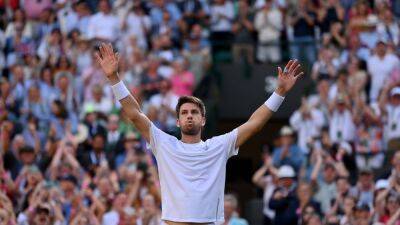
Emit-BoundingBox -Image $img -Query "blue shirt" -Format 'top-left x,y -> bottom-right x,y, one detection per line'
272,144 -> 305,171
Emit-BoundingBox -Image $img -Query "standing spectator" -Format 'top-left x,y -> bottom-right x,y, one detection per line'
178,0 -> 208,28
23,0 -> 52,20
223,194 -> 249,225
87,0 -> 120,42
376,8 -> 400,47
272,126 -> 305,171
4,8 -> 34,40
231,0 -> 255,64
122,2 -> 151,51
148,79 -> 179,134
210,0 -> 235,59
288,0 -> 317,64
289,98 -> 325,154
170,59 -> 195,97
316,0 -> 344,36
367,40 -> 399,103
254,0 -> 283,63
252,150 -> 277,225
182,25 -> 211,87
328,94 -> 356,144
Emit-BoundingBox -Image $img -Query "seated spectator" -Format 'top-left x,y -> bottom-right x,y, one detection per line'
269,165 -> 298,225
87,0 -> 120,42
272,126 -> 305,171
170,58 -> 195,97
223,194 -> 249,225
231,0 -> 255,64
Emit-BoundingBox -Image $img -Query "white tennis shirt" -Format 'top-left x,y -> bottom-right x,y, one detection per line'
148,123 -> 239,223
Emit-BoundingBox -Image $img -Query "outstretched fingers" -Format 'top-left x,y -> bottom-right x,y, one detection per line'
288,60 -> 299,74
95,52 -> 103,64
278,66 -> 283,77
292,64 -> 302,77
295,72 -> 305,80
284,60 -> 293,74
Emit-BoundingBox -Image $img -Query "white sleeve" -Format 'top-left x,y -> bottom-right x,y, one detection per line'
216,128 -> 239,159
148,122 -> 173,157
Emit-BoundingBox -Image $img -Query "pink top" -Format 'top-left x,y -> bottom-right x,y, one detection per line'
24,0 -> 52,19
171,71 -> 195,96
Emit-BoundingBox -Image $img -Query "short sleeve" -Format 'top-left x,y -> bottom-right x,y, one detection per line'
228,129 -> 239,158
221,128 -> 239,159
147,122 -> 172,156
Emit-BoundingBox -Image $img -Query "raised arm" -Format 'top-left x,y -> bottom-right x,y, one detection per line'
236,60 -> 303,148
95,43 -> 151,142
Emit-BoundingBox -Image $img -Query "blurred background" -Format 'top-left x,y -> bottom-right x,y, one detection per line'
1,0 -> 400,225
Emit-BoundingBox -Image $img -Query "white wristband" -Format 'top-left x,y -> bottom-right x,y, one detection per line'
111,81 -> 130,101
264,92 -> 285,112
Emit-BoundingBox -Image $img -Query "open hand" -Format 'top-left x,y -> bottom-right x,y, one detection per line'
276,60 -> 304,96
95,43 -> 120,84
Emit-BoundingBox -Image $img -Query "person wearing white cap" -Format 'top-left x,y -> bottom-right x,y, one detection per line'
272,126 -> 305,171
379,86 -> 400,153
269,165 -> 298,225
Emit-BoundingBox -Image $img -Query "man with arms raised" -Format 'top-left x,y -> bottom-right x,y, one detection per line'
95,43 -> 303,225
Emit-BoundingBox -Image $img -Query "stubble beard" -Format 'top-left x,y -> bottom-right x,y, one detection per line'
181,124 -> 202,136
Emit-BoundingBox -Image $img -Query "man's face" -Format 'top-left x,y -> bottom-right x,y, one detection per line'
99,0 -> 110,13
376,43 -> 386,56
280,135 -> 292,146
224,200 -> 235,218
177,103 -> 205,136
359,174 -> 373,187
108,115 -> 119,131
92,136 -> 105,152
324,167 -> 336,183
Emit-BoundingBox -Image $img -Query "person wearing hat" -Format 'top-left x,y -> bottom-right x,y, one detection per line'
30,203 -> 55,225
353,203 -> 372,225
269,165 -> 298,225
380,86 -> 400,153
272,126 -> 305,172
328,93 -> 356,144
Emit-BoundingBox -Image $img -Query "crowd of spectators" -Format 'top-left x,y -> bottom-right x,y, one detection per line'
251,0 -> 400,225
0,0 -> 400,225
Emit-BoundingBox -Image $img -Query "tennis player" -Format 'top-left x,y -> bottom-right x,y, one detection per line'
95,43 -> 304,225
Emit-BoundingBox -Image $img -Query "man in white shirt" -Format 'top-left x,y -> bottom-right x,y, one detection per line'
380,86 -> 400,153
254,0 -> 283,63
95,43 -> 303,225
329,95 -> 356,144
87,0 -> 120,42
289,99 -> 324,153
367,40 -> 399,103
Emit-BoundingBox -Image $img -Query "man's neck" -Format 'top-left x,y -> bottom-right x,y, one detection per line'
181,133 -> 202,144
